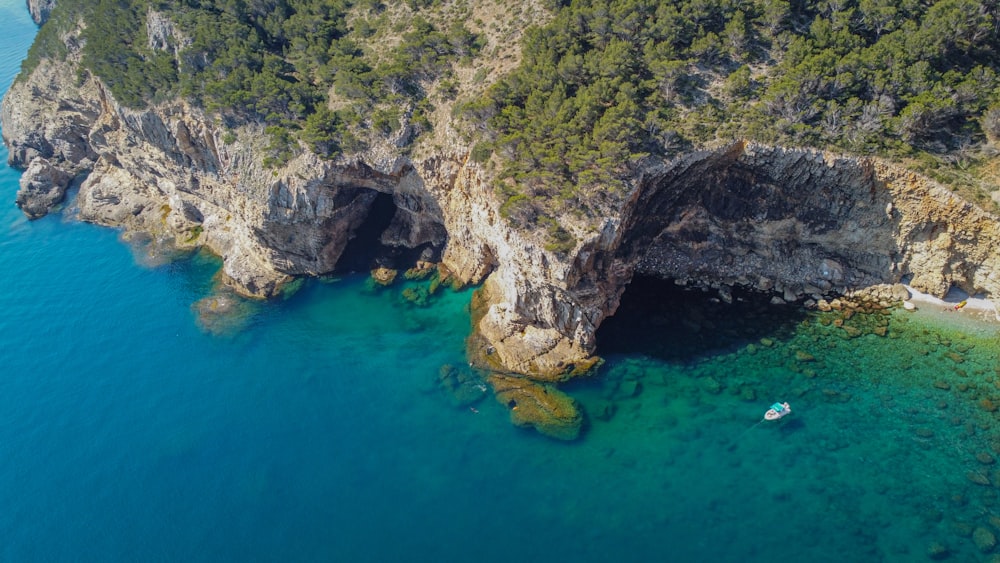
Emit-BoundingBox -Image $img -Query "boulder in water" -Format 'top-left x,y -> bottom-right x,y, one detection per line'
370,267 -> 397,286
488,373 -> 582,440
15,157 -> 72,219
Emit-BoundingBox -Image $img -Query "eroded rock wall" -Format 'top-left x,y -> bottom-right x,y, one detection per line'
623,143 -> 1000,302
460,142 -> 1000,383
2,45 -> 454,298
26,0 -> 55,25
5,18 -> 1000,384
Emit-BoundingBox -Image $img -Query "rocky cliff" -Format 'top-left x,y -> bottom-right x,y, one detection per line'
5,5 -> 1000,438
469,142 -> 1000,386
26,0 -> 55,25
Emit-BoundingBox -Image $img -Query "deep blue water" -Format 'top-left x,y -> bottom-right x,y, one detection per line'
5,4 -> 1000,562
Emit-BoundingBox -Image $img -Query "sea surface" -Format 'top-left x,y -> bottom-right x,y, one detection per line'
4,4 -> 1000,561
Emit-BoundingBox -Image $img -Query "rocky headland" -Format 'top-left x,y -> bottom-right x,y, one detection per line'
5,2 -> 1000,439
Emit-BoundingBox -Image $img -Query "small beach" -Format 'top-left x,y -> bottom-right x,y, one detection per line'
905,284 -> 1000,333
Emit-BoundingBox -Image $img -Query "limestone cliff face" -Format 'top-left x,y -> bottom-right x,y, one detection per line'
3,50 -> 453,297
26,0 -> 55,25
5,25 -> 1000,384
463,142 -> 1000,380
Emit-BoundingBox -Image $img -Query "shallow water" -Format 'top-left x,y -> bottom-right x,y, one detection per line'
4,4 -> 1000,561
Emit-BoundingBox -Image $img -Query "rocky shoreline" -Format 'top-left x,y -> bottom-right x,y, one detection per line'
6,3 -> 1000,439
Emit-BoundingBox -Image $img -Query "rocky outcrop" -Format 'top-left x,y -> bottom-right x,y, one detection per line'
5,11 -> 1000,399
488,373 -> 583,440
3,47 -> 450,297
26,0 -> 55,25
15,157 -> 71,218
451,141 -> 1000,382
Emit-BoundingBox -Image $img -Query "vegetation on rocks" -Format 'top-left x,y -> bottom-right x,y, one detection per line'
465,0 -> 1000,220
21,0 -> 1000,228
25,0 -> 483,165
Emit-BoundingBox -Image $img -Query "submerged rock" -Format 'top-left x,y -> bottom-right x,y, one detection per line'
702,377 -> 723,394
488,373 -> 583,440
795,350 -> 815,362
968,471 -> 992,486
193,290 -> 257,335
436,364 -> 487,407
974,527 -> 997,553
927,541 -> 950,560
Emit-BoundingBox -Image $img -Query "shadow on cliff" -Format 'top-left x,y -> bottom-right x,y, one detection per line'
594,275 -> 809,364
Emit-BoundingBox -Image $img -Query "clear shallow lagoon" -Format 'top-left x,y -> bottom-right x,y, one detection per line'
4,5 -> 1000,561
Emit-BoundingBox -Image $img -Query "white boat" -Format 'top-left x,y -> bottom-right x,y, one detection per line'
764,402 -> 791,421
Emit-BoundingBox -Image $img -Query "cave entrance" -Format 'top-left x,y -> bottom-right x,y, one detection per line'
594,275 -> 808,363
333,191 -> 438,273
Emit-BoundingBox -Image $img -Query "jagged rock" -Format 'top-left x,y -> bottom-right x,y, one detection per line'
403,264 -> 435,280
487,373 -> 582,440
146,10 -> 191,55
371,267 -> 398,286
15,157 -> 71,218
26,0 -> 55,25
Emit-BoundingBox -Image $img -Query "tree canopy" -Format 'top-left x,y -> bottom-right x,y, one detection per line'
468,0 -> 1000,220
26,0 -> 482,164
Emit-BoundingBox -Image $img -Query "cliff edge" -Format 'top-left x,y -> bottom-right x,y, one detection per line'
26,0 -> 55,25
5,2 -> 1000,439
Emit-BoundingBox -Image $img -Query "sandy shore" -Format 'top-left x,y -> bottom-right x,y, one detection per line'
902,285 -> 1000,328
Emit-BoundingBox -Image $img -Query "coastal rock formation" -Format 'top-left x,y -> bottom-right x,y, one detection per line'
15,157 -> 71,218
488,373 -> 583,440
461,143 -> 1000,381
26,0 -> 55,25
5,8 -> 1000,401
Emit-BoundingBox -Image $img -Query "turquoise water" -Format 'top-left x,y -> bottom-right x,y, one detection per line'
5,4 -> 1000,561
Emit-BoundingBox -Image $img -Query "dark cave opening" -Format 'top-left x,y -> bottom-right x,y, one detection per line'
594,275 -> 809,363
334,191 -> 438,273
335,192 -> 397,273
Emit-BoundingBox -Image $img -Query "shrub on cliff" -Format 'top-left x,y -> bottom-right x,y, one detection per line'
462,0 -> 1000,217
26,0 -> 481,165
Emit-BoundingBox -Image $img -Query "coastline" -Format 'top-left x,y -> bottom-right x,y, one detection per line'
902,284 -> 1000,333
